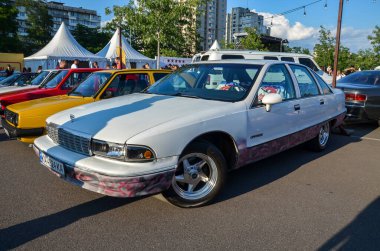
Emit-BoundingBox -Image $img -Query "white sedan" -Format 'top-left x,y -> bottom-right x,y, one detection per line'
33,60 -> 346,207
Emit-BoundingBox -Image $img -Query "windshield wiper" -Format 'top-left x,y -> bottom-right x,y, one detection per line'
170,92 -> 200,99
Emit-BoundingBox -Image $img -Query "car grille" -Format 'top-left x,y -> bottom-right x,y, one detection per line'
5,109 -> 18,126
47,123 -> 91,156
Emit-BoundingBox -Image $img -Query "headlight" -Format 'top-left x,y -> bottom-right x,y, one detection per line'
91,139 -> 155,162
5,109 -> 18,126
91,139 -> 125,160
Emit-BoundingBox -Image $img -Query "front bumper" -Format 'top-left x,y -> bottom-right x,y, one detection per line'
33,135 -> 177,198
1,118 -> 44,139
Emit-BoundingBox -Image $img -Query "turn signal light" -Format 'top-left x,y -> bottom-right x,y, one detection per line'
345,93 -> 367,102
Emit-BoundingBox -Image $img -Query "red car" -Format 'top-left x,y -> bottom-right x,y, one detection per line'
0,68 -> 101,115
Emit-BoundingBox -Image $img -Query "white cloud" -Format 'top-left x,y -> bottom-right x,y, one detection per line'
253,10 -> 372,52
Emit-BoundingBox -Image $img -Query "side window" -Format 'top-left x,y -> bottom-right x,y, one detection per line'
255,64 -> 296,105
61,72 -> 90,89
314,72 -> 333,94
281,57 -> 295,62
290,65 -> 321,98
153,73 -> 168,82
263,56 -> 279,60
221,55 -> 244,59
102,73 -> 150,98
201,55 -> 209,61
298,58 -> 319,72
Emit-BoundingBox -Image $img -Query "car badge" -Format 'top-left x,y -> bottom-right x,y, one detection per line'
70,114 -> 75,122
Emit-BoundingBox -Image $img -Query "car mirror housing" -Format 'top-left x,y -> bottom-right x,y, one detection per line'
262,93 -> 282,112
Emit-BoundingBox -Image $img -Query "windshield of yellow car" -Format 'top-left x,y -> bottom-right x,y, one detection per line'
69,72 -> 112,97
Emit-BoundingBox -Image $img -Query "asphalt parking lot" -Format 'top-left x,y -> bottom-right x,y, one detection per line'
0,123 -> 379,250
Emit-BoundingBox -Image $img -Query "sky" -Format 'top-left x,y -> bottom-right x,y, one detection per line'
58,0 -> 380,52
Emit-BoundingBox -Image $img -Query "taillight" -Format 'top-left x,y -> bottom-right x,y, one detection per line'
345,93 -> 367,102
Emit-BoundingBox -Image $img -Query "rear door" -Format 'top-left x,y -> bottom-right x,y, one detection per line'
289,64 -> 324,129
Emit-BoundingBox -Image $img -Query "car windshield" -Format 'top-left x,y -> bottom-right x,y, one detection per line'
146,63 -> 262,102
42,70 -> 69,89
29,71 -> 50,86
69,72 -> 112,97
338,71 -> 380,85
0,74 -> 20,86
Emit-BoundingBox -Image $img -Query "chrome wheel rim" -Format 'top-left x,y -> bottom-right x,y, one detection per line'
319,123 -> 330,147
172,153 -> 218,201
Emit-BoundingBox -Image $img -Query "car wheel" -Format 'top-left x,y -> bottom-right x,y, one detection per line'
162,141 -> 227,208
308,122 -> 330,151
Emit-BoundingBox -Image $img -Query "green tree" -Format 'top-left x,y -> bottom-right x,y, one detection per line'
288,46 -> 311,55
105,0 -> 207,58
72,24 -> 112,53
0,0 -> 21,52
239,27 -> 266,51
313,26 -> 335,69
220,40 -> 235,49
18,0 -> 53,55
355,49 -> 379,70
368,25 -> 380,55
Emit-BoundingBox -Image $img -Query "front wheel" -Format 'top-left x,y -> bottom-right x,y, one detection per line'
308,122 -> 330,151
162,141 -> 227,208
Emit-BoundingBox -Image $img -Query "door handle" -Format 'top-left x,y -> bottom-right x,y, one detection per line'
294,104 -> 300,111
320,99 -> 325,105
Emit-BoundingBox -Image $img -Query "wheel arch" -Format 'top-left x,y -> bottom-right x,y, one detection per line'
181,131 -> 239,171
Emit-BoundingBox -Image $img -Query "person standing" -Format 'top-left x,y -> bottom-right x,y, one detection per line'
115,57 -> 125,69
92,61 -> 99,68
71,59 -> 79,69
37,66 -> 43,73
5,64 -> 14,77
142,63 -> 150,69
59,60 -> 68,69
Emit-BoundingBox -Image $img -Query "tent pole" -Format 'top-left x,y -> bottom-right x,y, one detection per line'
119,26 -> 123,67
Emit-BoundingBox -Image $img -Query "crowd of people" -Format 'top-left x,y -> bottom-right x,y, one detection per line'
325,65 -> 358,80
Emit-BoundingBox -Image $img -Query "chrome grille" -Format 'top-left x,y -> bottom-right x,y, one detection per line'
47,123 -> 90,156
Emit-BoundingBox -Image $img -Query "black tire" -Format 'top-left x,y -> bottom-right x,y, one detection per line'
308,122 -> 330,151
162,141 -> 227,208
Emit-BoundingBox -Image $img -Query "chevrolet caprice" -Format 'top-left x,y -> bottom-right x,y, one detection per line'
33,60 -> 346,207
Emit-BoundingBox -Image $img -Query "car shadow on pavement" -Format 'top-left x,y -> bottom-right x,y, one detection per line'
0,196 -> 140,250
318,196 -> 380,251
214,133 -> 361,204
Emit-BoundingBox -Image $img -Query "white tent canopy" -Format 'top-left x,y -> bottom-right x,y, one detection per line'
96,28 -> 155,68
24,22 -> 107,71
209,40 -> 221,51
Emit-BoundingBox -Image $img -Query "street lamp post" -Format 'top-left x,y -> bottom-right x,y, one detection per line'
332,0 -> 344,88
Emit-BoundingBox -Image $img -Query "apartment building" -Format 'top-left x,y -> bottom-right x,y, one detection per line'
197,0 -> 227,51
15,1 -> 101,36
226,7 -> 270,44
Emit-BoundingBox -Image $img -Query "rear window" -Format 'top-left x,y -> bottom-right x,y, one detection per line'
298,58 -> 319,72
221,55 -> 245,60
153,73 -> 169,82
264,56 -> 279,60
338,71 -> 380,85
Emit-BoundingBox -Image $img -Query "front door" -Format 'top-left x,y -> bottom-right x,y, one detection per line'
247,64 -> 300,149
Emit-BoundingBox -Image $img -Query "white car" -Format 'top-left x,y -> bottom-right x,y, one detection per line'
33,60 -> 346,207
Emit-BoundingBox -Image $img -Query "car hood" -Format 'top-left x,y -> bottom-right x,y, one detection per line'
0,85 -> 37,95
8,95 -> 91,117
48,93 -> 241,144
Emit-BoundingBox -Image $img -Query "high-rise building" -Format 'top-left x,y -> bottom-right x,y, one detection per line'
15,1 -> 101,36
226,7 -> 270,44
197,0 -> 227,51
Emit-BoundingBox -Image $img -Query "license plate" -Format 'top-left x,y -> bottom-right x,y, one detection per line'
40,151 -> 65,176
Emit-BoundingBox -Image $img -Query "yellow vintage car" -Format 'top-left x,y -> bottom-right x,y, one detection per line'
2,69 -> 171,143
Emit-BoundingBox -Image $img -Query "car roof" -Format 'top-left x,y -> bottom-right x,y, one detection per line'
192,59 -> 285,66
96,69 -> 172,74
67,68 -> 101,72
196,50 -> 313,58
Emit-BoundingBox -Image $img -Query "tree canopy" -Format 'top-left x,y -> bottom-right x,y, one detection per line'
105,0 -> 207,58
72,24 -> 112,53
239,27 -> 267,51
0,0 -> 21,52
